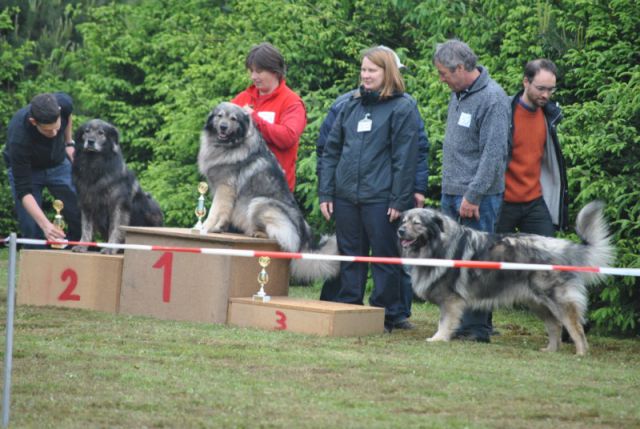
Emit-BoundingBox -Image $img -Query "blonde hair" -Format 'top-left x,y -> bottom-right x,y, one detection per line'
361,46 -> 405,98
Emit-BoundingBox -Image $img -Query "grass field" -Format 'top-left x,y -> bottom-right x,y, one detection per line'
1,249 -> 639,428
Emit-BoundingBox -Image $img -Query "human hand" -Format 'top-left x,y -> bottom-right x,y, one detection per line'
243,104 -> 254,115
414,193 -> 425,208
459,197 -> 480,220
320,201 -> 333,221
42,220 -> 66,242
387,207 -> 401,222
65,145 -> 75,162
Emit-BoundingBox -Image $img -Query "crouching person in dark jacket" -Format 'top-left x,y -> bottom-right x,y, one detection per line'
318,46 -> 420,333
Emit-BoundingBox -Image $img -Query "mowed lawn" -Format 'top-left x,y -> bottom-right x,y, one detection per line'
0,249 -> 639,428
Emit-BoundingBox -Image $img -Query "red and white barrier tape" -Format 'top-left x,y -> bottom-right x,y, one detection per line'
3,236 -> 640,277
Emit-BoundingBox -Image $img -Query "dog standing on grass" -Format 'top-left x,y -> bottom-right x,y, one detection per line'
397,201 -> 614,355
71,119 -> 163,254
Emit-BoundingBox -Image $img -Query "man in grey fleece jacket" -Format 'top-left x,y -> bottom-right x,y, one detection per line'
434,39 -> 510,342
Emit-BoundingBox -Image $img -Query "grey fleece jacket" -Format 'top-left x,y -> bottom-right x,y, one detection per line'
441,66 -> 510,205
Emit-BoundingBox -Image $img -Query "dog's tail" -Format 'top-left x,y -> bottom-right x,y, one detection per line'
575,201 -> 615,283
290,234 -> 340,284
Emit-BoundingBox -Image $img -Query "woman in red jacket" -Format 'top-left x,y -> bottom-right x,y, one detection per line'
231,42 -> 307,192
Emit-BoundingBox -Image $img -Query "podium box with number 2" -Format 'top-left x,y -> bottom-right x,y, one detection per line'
17,249 -> 123,313
118,227 -> 290,324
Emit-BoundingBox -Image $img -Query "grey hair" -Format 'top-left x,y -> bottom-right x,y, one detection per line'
433,39 -> 477,72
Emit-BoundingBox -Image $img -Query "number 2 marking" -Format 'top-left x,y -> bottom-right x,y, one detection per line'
58,268 -> 80,301
152,252 -> 173,303
275,310 -> 287,330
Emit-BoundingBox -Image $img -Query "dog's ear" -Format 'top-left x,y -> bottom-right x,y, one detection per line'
204,108 -> 217,133
106,122 -> 120,152
433,214 -> 445,232
74,122 -> 86,144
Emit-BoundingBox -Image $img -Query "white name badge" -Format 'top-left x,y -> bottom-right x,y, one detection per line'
458,112 -> 472,128
257,111 -> 276,124
357,113 -> 372,133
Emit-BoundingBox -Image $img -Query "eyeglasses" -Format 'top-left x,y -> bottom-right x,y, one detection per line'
533,84 -> 557,94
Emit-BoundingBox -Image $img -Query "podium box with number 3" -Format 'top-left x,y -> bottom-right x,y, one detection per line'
118,227 -> 290,324
17,249 -> 123,313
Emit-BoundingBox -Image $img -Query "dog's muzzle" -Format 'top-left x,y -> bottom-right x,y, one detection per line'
397,226 -> 416,248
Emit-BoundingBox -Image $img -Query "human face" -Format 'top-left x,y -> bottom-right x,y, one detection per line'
435,62 -> 466,92
523,69 -> 557,108
29,117 -> 61,138
249,67 -> 280,96
360,56 -> 384,92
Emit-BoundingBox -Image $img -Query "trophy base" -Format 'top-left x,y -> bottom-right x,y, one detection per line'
191,227 -> 207,235
252,294 -> 271,303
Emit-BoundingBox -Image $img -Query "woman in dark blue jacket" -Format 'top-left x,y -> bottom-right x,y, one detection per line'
319,46 -> 420,332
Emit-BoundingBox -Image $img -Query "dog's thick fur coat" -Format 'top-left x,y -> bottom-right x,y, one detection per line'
198,102 -> 338,282
71,119 -> 163,254
398,202 -> 614,355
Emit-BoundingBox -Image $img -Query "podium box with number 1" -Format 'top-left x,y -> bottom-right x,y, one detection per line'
118,227 -> 290,324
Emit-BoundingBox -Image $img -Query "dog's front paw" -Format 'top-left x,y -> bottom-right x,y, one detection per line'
100,247 -> 119,255
426,333 -> 449,342
72,245 -> 89,253
252,231 -> 268,239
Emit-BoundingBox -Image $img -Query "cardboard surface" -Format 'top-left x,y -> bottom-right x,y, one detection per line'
17,249 -> 123,313
119,227 -> 290,323
227,297 -> 385,336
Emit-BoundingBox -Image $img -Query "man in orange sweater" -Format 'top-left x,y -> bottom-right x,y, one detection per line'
496,59 -> 568,237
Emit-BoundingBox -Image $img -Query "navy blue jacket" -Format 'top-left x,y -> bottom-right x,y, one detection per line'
318,89 -> 420,211
317,90 -> 429,197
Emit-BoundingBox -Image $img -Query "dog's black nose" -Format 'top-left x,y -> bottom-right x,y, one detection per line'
219,123 -> 228,132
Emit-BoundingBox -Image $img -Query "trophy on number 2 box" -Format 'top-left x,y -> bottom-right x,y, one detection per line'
51,199 -> 67,249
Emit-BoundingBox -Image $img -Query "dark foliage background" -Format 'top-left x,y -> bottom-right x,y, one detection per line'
1,0 -> 638,335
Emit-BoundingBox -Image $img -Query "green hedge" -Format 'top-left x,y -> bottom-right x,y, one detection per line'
1,0 -> 638,335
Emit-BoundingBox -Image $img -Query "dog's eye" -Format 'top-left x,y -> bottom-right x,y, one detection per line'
412,220 -> 422,225
97,130 -> 104,135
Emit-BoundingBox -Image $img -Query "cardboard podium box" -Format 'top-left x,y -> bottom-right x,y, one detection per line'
119,227 -> 290,324
227,297 -> 385,337
17,249 -> 123,313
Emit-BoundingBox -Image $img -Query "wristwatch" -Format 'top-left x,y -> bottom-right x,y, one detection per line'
65,140 -> 76,148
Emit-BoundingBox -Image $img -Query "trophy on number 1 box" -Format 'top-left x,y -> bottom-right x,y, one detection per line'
192,181 -> 209,235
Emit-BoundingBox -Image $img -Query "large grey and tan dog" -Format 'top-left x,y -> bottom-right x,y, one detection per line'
71,119 -> 163,254
397,202 -> 614,355
198,102 -> 338,282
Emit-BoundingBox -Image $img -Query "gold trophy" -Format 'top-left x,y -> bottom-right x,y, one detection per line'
51,199 -> 67,249
253,256 -> 271,302
192,181 -> 208,235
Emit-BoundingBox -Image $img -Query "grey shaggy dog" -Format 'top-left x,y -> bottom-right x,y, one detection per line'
71,119 -> 163,254
198,102 -> 338,282
397,201 -> 614,355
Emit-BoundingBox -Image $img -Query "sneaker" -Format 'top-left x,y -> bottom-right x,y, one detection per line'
393,319 -> 416,330
383,321 -> 393,334
452,332 -> 490,343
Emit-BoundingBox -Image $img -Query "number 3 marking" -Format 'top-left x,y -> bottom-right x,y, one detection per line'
58,268 -> 80,301
275,310 -> 287,330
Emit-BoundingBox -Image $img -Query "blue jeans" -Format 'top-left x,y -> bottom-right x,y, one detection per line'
7,158 -> 81,249
440,194 -> 502,339
332,198 -> 410,323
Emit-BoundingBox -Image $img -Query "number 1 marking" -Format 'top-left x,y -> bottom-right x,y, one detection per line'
152,252 -> 173,303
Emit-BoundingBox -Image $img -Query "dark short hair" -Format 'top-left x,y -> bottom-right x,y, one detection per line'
433,39 -> 477,72
524,59 -> 558,82
245,42 -> 286,80
29,93 -> 61,124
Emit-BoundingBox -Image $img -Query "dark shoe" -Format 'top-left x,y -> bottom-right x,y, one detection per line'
384,321 -> 393,334
393,319 -> 416,330
453,333 -> 490,343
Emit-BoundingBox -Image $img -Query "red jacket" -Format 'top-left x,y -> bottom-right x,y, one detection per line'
231,80 -> 306,191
